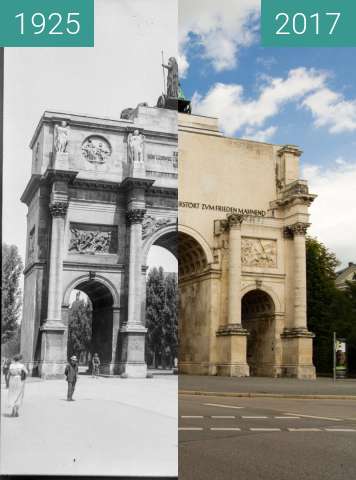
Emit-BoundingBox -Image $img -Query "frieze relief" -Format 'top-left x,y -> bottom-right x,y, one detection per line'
142,215 -> 175,239
241,238 -> 277,268
82,136 -> 112,164
69,224 -> 117,254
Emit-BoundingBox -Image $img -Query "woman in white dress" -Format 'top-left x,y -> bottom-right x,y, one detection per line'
7,354 -> 28,417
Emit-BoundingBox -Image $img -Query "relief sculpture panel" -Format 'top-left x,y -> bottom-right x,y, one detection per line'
69,223 -> 117,254
241,238 -> 277,268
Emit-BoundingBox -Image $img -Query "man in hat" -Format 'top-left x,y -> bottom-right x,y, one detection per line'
65,355 -> 79,401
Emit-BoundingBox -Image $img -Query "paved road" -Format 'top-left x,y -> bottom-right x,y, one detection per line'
1,375 -> 178,477
179,375 -> 356,397
179,394 -> 356,480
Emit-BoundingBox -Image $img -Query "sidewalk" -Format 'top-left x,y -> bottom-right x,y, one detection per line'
1,375 -> 178,476
179,375 -> 356,398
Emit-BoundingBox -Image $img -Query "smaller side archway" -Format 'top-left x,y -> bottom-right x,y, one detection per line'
63,275 -> 119,373
241,289 -> 276,377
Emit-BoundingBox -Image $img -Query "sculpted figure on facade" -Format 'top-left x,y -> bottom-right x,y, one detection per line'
54,121 -> 69,153
128,130 -> 145,164
142,215 -> 173,239
69,227 -> 113,254
162,57 -> 179,98
241,238 -> 277,268
82,136 -> 111,164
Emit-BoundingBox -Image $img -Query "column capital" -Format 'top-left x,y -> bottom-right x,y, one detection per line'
289,222 -> 310,236
126,208 -> 146,225
227,213 -> 244,229
49,201 -> 69,217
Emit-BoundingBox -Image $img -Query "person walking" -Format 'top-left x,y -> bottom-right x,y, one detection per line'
92,353 -> 100,378
7,354 -> 28,417
2,358 -> 11,389
65,355 -> 78,401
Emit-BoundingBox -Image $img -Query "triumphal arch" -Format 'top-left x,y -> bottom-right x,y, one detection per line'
178,113 -> 316,379
21,104 -> 177,378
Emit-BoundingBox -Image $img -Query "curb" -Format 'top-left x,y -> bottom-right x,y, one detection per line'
179,390 -> 356,400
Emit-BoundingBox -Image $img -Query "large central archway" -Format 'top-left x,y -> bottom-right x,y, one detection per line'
241,289 -> 276,376
143,226 -> 178,371
178,229 -> 215,375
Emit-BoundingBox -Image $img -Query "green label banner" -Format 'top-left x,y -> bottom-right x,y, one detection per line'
262,0 -> 356,47
0,0 -> 94,47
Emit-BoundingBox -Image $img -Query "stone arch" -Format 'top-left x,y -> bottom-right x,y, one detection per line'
142,223 -> 177,263
241,283 -> 282,314
178,224 -> 214,265
62,273 -> 120,308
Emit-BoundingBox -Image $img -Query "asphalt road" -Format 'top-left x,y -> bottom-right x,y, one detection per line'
179,394 -> 356,480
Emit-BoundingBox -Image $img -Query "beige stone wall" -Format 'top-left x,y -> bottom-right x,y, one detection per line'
178,112 -> 315,378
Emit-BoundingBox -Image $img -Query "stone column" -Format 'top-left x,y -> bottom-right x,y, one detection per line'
46,202 -> 68,324
119,208 -> 148,378
40,201 -> 68,378
227,214 -> 244,326
109,306 -> 121,375
127,208 -> 146,325
290,222 -> 309,330
216,214 -> 249,377
281,222 -> 315,379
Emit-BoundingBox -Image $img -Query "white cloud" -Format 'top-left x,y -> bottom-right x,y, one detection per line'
243,126 -> 277,142
303,87 -> 356,134
192,68 -> 327,136
303,160 -> 356,266
179,0 -> 260,76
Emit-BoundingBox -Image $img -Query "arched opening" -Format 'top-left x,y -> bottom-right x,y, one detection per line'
178,231 -> 210,374
145,230 -> 178,372
241,290 -> 276,376
67,279 -> 114,374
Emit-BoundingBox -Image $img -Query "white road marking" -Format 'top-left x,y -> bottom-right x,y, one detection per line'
274,416 -> 301,419
203,403 -> 244,409
210,427 -> 241,431
284,413 -> 342,422
324,429 -> 356,432
242,416 -> 268,419
288,428 -> 322,432
250,428 -> 281,432
211,415 -> 236,419
181,416 -> 204,419
179,427 -> 203,431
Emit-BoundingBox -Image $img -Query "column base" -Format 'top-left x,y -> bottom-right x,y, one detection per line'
215,324 -> 250,377
215,363 -> 250,377
38,362 -> 66,379
39,322 -> 67,378
281,328 -> 316,379
118,324 -> 148,378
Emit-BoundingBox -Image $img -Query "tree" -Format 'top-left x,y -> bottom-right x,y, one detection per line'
2,244 -> 23,344
306,237 -> 356,374
145,267 -> 178,368
67,293 -> 92,361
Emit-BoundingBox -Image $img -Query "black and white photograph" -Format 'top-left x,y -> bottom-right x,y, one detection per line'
1,0 -> 178,477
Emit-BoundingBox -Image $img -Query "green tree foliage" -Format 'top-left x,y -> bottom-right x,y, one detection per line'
306,237 -> 356,373
67,294 -> 92,360
1,244 -> 23,344
145,267 -> 178,369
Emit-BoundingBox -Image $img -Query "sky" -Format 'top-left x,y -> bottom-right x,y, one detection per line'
179,0 -> 356,267
3,0 -> 178,273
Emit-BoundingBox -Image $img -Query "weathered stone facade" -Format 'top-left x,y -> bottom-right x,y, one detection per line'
178,113 -> 316,379
21,106 -> 177,378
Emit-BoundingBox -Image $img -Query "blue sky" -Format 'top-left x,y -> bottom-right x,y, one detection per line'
179,0 -> 356,266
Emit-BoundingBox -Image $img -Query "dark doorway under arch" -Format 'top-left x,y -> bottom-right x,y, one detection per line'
67,279 -> 114,373
242,290 -> 276,376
